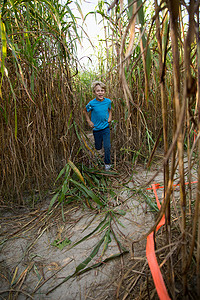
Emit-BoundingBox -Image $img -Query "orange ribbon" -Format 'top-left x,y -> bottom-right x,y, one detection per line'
194,129 -> 197,143
146,180 -> 198,298
146,183 -> 171,299
146,181 -> 197,190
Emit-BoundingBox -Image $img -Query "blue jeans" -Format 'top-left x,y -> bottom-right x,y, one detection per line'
93,127 -> 111,165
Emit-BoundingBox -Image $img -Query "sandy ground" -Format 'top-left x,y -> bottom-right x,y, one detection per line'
0,157 -> 197,299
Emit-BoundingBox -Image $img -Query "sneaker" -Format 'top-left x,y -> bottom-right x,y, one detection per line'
105,164 -> 111,171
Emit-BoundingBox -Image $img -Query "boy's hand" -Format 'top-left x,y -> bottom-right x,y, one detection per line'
108,109 -> 112,123
87,120 -> 94,128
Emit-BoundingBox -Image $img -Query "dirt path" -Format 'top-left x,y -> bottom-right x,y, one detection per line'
0,164 -> 166,299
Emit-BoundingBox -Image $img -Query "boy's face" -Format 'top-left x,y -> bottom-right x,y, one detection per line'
94,85 -> 105,101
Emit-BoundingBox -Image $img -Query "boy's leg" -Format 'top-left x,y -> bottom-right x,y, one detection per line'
103,127 -> 111,165
93,130 -> 103,150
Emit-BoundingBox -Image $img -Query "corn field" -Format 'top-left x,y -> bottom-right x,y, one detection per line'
0,0 -> 200,298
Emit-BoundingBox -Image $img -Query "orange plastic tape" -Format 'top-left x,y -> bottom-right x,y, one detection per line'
146,181 -> 197,190
194,129 -> 197,143
146,184 -> 171,300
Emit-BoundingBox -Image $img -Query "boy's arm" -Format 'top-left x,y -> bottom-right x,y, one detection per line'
83,107 -> 94,128
108,108 -> 112,123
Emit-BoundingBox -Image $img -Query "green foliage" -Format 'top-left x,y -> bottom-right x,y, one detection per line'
51,237 -> 71,250
48,160 -> 118,211
0,0 -> 84,200
47,210 -> 129,294
0,0 -> 80,101
47,158 -> 159,295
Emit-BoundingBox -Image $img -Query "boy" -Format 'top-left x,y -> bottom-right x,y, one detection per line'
83,81 -> 112,170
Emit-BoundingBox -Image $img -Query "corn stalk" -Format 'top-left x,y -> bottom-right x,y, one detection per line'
0,0 -> 81,201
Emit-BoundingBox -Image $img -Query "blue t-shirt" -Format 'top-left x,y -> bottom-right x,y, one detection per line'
86,98 -> 111,131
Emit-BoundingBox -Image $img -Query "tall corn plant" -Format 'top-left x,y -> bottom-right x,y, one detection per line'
143,0 -> 199,297
196,5 -> 200,295
153,0 -> 174,292
97,0 -> 200,297
167,0 -> 194,296
0,0 -> 81,202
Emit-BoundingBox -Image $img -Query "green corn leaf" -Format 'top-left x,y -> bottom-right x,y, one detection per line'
48,192 -> 59,212
47,250 -> 129,295
76,250 -> 129,276
41,0 -> 62,33
0,17 -> 7,96
6,37 -> 34,104
162,14 -> 169,63
66,4 -> 81,43
137,0 -> 151,80
115,209 -> 126,216
55,164 -> 70,183
128,0 -> 151,101
68,160 -> 86,185
112,212 -> 125,228
0,17 -> 7,70
69,179 -> 105,207
140,191 -> 159,211
111,227 -> 128,253
0,107 -> 7,123
102,229 -> 111,255
34,265 -> 41,280
75,236 -> 105,273
99,221 -> 109,232
69,213 -> 108,249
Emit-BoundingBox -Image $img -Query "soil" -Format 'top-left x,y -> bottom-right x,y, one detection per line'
0,159 -> 196,300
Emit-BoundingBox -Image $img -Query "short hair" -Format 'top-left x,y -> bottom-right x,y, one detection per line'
91,81 -> 106,93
